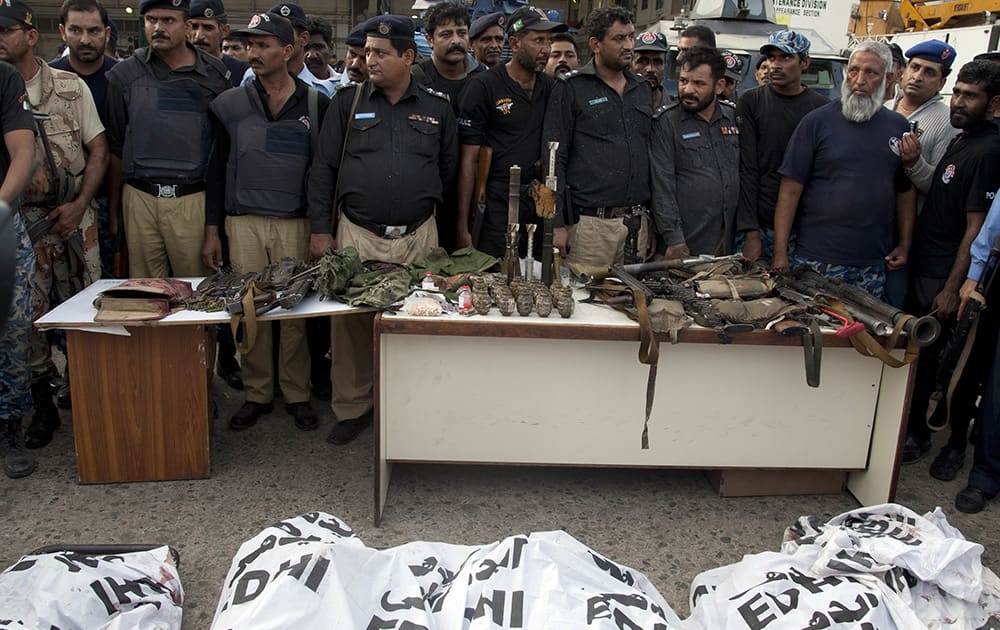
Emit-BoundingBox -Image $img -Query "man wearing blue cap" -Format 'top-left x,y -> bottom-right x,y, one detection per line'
736,30 -> 828,264
238,3 -> 332,97
456,5 -> 566,256
106,0 -> 230,282
307,15 -> 458,445
773,41 -> 915,299
469,12 -> 505,69
207,12 -> 329,433
189,0 -> 249,87
883,39 -> 961,310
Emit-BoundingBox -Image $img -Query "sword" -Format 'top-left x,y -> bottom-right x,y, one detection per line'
541,141 -> 558,285
506,165 -> 521,282
525,223 -> 537,282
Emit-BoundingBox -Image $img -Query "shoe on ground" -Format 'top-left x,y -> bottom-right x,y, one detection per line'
929,447 -> 965,482
286,402 -> 319,431
2,418 -> 36,479
229,401 -> 273,431
327,410 -> 373,445
25,400 -> 61,450
216,360 -> 244,391
955,485 -> 996,514
901,435 -> 931,465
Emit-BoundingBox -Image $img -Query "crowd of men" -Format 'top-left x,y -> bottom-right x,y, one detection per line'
1,0 -> 999,515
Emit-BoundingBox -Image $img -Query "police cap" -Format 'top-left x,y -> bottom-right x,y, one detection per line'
721,49 -> 744,81
345,21 -> 367,47
634,32 -> 668,53
0,0 -> 36,29
232,12 -> 295,45
138,0 -> 190,15
470,12 -> 505,40
506,6 -> 566,36
365,15 -> 415,41
267,2 -> 307,29
905,39 -> 957,69
190,0 -> 226,19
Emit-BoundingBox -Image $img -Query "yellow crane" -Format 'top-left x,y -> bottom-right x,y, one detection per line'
898,0 -> 1000,30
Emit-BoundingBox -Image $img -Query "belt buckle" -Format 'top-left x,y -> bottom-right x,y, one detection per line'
156,184 -> 177,199
595,207 -> 608,220
383,225 -> 407,239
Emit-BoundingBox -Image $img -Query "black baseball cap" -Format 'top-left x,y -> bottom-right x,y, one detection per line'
506,6 -> 566,36
138,0 -> 190,14
634,32 -> 667,53
267,2 -> 306,29
0,0 -> 35,29
232,12 -> 295,45
190,0 -> 226,19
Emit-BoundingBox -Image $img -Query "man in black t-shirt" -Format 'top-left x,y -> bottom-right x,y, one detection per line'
0,60 -> 39,478
903,60 -> 1000,473
735,30 -> 827,263
455,6 -> 566,257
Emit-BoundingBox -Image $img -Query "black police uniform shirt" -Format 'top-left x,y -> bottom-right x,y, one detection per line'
0,61 -> 35,186
412,56 -> 485,115
912,120 -> 1000,279
542,61 -> 653,225
222,53 -> 250,88
208,75 -> 330,226
307,78 -> 459,235
458,64 -> 554,232
49,54 -> 117,126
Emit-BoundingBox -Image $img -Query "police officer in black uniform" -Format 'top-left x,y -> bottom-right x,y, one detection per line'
307,15 -> 458,445
455,6 -> 566,257
105,0 -> 231,280
206,12 -> 330,432
189,0 -> 250,87
542,6 -> 653,265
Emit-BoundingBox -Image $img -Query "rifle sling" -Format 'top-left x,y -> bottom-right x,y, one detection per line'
231,280 -> 265,354
820,294 -> 918,368
632,286 -> 659,450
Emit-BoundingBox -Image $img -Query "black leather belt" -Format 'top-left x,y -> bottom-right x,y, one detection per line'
128,179 -> 206,199
345,211 -> 432,239
576,204 -> 648,219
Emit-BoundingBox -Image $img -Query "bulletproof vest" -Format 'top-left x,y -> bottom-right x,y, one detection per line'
214,84 -> 311,218
114,57 -> 215,182
24,63 -> 86,206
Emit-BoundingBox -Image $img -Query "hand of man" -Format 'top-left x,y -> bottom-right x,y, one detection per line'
900,132 -> 922,169
884,245 -> 908,271
553,227 -> 568,257
455,229 -> 473,250
957,277 -> 979,320
47,200 -> 86,240
771,250 -> 790,274
309,233 -> 335,261
202,227 -> 223,271
741,231 -> 763,262
664,242 -> 690,260
933,286 -> 960,321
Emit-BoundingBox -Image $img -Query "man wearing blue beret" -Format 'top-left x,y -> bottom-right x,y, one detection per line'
469,12 -> 505,69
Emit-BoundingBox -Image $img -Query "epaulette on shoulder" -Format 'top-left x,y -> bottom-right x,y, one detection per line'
335,81 -> 357,93
652,101 -> 679,119
558,69 -> 581,81
422,86 -> 450,101
719,98 -> 736,109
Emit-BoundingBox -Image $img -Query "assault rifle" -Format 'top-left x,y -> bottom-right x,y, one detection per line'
926,235 -> 1000,425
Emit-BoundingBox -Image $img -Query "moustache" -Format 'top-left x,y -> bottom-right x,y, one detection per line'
556,62 -> 570,72
151,33 -> 170,40
446,44 -> 466,54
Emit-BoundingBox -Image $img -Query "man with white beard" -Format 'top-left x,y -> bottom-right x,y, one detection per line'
771,41 -> 916,298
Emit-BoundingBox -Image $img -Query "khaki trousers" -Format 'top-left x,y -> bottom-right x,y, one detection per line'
123,184 -> 210,278
226,215 -> 311,404
566,214 -> 652,267
330,215 -> 438,420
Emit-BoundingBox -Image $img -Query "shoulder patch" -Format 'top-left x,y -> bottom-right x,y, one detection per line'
718,99 -> 736,109
652,101 -> 678,119
558,69 -> 581,81
422,86 -> 450,101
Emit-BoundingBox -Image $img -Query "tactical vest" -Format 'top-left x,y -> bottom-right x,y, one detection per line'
24,62 -> 87,205
113,56 -> 217,182
214,84 -> 311,218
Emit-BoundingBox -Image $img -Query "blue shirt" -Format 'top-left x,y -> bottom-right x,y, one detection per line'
969,187 -> 1000,282
780,101 -> 911,266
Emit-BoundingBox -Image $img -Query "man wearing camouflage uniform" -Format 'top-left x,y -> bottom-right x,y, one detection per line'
0,0 -> 108,450
0,59 -> 42,479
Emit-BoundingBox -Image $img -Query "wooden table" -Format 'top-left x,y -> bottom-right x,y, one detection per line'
36,279 -> 362,483
374,297 -> 915,525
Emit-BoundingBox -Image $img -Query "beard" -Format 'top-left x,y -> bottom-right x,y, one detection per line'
840,78 -> 886,123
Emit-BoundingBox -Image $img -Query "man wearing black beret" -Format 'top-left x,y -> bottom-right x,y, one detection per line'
469,12 -> 505,69
189,0 -> 249,87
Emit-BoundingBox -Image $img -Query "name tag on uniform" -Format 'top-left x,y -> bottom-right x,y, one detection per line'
355,112 -> 376,119
588,96 -> 608,106
681,131 -> 702,140
409,114 -> 440,125
721,126 -> 739,135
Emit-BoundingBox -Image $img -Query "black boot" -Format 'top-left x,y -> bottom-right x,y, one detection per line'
25,379 -> 61,449
2,417 -> 36,478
